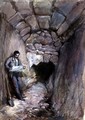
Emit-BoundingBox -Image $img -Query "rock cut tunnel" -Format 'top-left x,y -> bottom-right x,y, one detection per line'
0,0 -> 85,120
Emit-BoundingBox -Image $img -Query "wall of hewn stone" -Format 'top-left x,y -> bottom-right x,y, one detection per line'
1,0 -> 84,68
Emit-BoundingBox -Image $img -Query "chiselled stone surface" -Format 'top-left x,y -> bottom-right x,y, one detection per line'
19,9 -> 33,18
22,34 -> 30,42
51,31 -> 59,42
15,21 -> 28,31
15,0 -> 32,11
37,35 -> 52,45
26,33 -> 38,44
50,55 -> 58,65
26,43 -> 35,51
20,27 -> 30,37
38,31 -> 52,45
44,51 -> 58,56
2,2 -> 16,20
43,54 -> 51,62
50,11 -> 65,30
25,15 -> 39,30
54,1 -> 77,16
66,1 -> 84,24
38,45 -> 56,52
37,16 -> 50,29
26,32 -> 52,45
57,21 -> 69,35
33,0 -> 53,15
8,12 -> 24,27
34,43 -> 42,50
54,40 -> 62,49
57,2 -> 84,35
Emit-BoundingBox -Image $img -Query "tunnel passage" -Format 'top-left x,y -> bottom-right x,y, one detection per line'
31,61 -> 55,82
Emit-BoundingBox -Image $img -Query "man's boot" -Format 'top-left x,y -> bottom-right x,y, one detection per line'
16,93 -> 25,101
15,87 -> 25,101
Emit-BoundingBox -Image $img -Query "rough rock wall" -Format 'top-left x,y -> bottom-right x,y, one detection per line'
0,9 -> 28,105
53,26 -> 85,119
0,0 -> 85,119
0,13 -> 12,105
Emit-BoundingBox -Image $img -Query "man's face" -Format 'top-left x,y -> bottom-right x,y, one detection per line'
15,53 -> 20,58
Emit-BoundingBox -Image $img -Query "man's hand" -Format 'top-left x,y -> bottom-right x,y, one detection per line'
23,66 -> 26,69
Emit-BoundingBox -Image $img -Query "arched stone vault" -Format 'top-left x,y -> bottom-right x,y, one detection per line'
0,0 -> 85,120
1,0 -> 84,67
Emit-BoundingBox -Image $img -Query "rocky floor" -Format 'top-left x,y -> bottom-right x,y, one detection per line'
0,82 -> 54,120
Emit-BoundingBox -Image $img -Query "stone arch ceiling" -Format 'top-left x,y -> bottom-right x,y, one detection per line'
0,0 -> 85,68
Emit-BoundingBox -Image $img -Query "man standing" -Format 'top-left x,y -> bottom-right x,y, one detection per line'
5,50 -> 25,101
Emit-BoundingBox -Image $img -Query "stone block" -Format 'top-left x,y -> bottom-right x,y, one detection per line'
41,45 -> 56,52
55,1 -> 77,16
8,12 -> 24,27
26,43 -> 35,51
2,2 -> 16,20
37,36 -> 52,45
20,27 -> 30,37
37,16 -> 50,29
15,0 -> 31,10
50,11 -> 65,30
57,21 -> 69,35
54,40 -> 62,51
34,43 -> 42,50
50,55 -> 58,65
44,51 -> 58,55
66,1 -> 84,24
51,31 -> 59,42
43,54 -> 51,62
57,2 -> 84,35
33,0 -> 53,15
25,15 -> 39,30
54,40 -> 62,47
20,9 -> 33,18
16,21 -> 28,31
22,34 -> 30,42
26,33 -> 39,44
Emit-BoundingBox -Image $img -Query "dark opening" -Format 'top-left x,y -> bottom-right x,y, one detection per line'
31,61 -> 55,82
